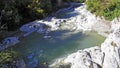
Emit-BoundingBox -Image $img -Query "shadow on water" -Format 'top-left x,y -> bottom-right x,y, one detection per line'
54,3 -> 84,19
44,3 -> 84,21
44,7 -> 79,21
55,8 -> 79,19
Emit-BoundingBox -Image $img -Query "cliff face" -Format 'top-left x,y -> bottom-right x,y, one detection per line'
50,4 -> 120,68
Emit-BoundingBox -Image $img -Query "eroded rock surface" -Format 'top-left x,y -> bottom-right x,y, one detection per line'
50,5 -> 120,68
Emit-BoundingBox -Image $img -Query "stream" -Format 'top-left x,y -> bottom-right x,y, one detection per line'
12,4 -> 105,68
13,30 -> 105,68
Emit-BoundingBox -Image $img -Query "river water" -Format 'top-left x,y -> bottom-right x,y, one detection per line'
13,30 -> 105,68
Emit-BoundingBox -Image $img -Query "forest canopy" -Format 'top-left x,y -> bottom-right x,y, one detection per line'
0,0 -> 53,31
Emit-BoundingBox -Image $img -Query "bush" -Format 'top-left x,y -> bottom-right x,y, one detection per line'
86,0 -> 120,20
0,49 -> 19,67
0,0 -> 52,31
27,0 -> 52,19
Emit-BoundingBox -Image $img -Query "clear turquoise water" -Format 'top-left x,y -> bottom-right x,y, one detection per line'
13,30 -> 105,68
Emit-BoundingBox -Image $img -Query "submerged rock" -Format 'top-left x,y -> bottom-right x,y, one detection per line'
0,37 -> 19,51
20,21 -> 50,37
16,59 -> 26,68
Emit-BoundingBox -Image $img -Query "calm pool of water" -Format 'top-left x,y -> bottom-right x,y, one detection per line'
12,30 -> 105,68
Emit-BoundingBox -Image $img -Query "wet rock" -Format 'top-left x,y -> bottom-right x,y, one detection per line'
59,63 -> 71,68
27,53 -> 34,59
0,37 -> 19,51
20,21 -> 50,36
38,62 -> 49,68
43,36 -> 52,39
16,59 -> 26,68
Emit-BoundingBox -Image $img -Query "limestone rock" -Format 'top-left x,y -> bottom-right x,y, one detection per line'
50,4 -> 120,68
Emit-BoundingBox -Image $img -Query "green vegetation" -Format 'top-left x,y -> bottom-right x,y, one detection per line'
0,49 -> 19,67
86,0 -> 120,20
78,0 -> 85,3
0,0 -> 52,31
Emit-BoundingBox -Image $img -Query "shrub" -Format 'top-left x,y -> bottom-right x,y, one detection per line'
0,50 -> 18,64
0,49 -> 21,68
86,0 -> 120,20
0,0 -> 52,31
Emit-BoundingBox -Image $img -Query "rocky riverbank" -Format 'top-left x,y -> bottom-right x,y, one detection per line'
50,25 -> 120,68
49,4 -> 120,68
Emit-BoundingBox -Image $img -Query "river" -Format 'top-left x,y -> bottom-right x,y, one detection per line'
12,4 -> 105,68
12,30 -> 105,68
